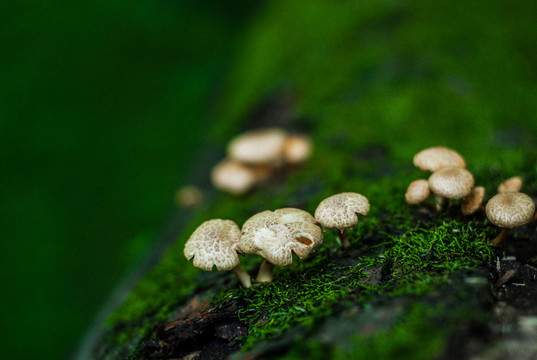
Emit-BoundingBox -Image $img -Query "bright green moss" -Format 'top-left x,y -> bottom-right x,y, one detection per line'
95,0 -> 537,357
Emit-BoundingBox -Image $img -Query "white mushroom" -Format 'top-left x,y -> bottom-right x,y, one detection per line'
461,186 -> 485,216
227,128 -> 288,166
428,167 -> 474,210
210,159 -> 269,195
283,135 -> 313,165
405,179 -> 431,205
498,176 -> 523,193
314,192 -> 370,248
184,219 -> 251,288
239,208 -> 322,283
413,146 -> 466,172
485,192 -> 536,245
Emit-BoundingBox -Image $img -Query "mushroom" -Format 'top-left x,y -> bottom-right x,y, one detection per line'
210,159 -> 270,195
461,186 -> 485,216
227,128 -> 288,166
239,208 -> 322,283
175,185 -> 203,209
413,146 -> 466,172
428,167 -> 474,210
498,176 -> 523,193
405,179 -> 431,205
314,192 -> 370,248
485,192 -> 536,245
283,135 -> 313,165
184,219 -> 251,288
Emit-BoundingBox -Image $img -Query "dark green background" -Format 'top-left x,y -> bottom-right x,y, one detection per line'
0,1 -> 255,359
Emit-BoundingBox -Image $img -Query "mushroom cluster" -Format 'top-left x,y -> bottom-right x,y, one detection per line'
405,146 -> 485,215
184,193 -> 371,287
211,128 -> 313,195
484,176 -> 537,245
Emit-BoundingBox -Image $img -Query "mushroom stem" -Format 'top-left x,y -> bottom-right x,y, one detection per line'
420,201 -> 437,212
434,195 -> 445,211
231,266 -> 252,288
256,260 -> 274,283
338,229 -> 350,248
492,228 -> 510,246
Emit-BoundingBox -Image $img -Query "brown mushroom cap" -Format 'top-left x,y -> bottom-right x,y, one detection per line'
239,208 -> 322,266
314,192 -> 370,230
485,192 -> 535,228
498,176 -> 523,193
428,167 -> 474,199
184,219 -> 242,271
283,135 -> 312,164
413,146 -> 466,172
461,186 -> 485,216
405,179 -> 431,204
227,128 -> 287,165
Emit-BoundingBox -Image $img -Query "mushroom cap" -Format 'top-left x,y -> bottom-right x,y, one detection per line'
428,167 -> 474,199
239,208 -> 322,267
228,128 -> 288,165
210,159 -> 258,195
184,219 -> 241,271
413,146 -> 466,172
461,186 -> 485,216
485,192 -> 535,229
498,176 -> 523,193
283,135 -> 312,164
405,179 -> 431,204
314,192 -> 370,230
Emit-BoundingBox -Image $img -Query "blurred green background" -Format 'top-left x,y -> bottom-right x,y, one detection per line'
3,0 -> 537,359
0,1 -> 256,359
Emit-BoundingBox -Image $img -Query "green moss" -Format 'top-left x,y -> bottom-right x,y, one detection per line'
93,0 -> 537,357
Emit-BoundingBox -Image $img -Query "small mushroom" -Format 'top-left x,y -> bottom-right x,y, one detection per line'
184,219 -> 251,288
498,176 -> 523,193
239,208 -> 322,283
428,167 -> 474,210
413,146 -> 466,172
210,159 -> 269,195
283,135 -> 313,165
405,179 -> 431,205
485,192 -> 536,245
175,185 -> 203,208
314,192 -> 370,248
461,186 -> 485,216
227,128 -> 288,166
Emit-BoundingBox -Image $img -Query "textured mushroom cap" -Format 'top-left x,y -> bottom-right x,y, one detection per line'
228,128 -> 287,165
210,159 -> 258,195
184,219 -> 241,271
239,208 -> 322,266
405,179 -> 431,204
314,192 -> 370,230
498,176 -> 523,193
428,167 -> 474,199
413,146 -> 466,172
461,186 -> 485,216
283,135 -> 312,164
485,192 -> 535,228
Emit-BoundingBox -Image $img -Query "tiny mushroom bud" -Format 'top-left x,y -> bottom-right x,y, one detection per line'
314,192 -> 370,248
175,185 -> 203,209
211,159 -> 266,195
413,146 -> 466,172
461,186 -> 485,216
485,192 -> 536,245
405,179 -> 431,205
283,135 -> 313,165
239,208 -> 322,283
428,167 -> 474,210
498,176 -> 523,193
227,128 -> 288,166
184,219 -> 251,288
